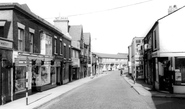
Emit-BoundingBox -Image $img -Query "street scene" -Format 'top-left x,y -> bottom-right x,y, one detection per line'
1,0 -> 185,109
36,71 -> 185,109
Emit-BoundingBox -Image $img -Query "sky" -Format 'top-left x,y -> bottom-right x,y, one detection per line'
1,0 -> 185,54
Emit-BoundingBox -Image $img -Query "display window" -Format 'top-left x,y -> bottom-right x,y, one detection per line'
32,66 -> 39,87
40,66 -> 50,85
15,66 -> 26,93
50,66 -> 56,84
175,57 -> 185,84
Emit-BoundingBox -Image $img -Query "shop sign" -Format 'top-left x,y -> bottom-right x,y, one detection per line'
152,52 -> 158,57
0,40 -> 12,49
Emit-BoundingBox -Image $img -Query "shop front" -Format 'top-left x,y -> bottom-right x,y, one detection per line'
55,57 -> 63,85
72,57 -> 80,80
0,49 -> 13,105
13,52 -> 56,100
152,52 -> 185,94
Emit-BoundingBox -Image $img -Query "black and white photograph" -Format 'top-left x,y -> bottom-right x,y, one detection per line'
0,0 -> 185,109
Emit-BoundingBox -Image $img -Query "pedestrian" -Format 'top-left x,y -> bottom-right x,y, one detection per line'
120,69 -> 123,76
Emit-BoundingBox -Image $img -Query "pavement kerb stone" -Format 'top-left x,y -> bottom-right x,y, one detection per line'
123,74 -> 185,99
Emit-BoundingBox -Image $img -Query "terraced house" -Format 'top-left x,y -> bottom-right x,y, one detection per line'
0,3 -> 72,105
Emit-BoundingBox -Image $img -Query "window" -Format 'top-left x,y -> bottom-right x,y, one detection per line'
153,30 -> 157,50
15,66 -> 26,93
40,32 -> 52,55
46,34 -> 52,55
18,28 -> 24,51
17,23 -> 25,51
64,43 -> 66,58
29,28 -> 35,53
69,45 -> 71,58
0,21 -> 6,38
54,37 -> 57,54
136,40 -> 141,43
0,26 -> 4,38
60,40 -> 62,55
175,57 -> 185,84
29,33 -> 34,53
72,50 -> 75,58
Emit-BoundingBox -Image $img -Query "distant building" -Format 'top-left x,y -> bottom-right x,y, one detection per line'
93,52 -> 128,73
130,37 -> 144,79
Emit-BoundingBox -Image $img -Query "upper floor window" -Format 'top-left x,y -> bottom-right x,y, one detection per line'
17,22 -> 25,51
0,21 -> 6,38
45,34 -> 52,55
29,33 -> 34,53
0,26 -> 4,38
60,39 -> 62,55
153,30 -> 157,50
29,28 -> 35,53
40,32 -> 52,55
18,28 -> 24,51
64,43 -> 66,58
60,41 -> 62,55
54,36 -> 57,54
136,40 -> 141,43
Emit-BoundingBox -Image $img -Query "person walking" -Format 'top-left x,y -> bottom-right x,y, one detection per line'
120,69 -> 123,76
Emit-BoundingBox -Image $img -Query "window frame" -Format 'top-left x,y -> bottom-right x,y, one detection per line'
17,22 -> 25,51
60,39 -> 62,55
29,28 -> 35,53
54,36 -> 57,54
63,43 -> 66,58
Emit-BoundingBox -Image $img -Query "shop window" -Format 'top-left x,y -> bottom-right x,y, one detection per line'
15,66 -> 26,93
50,66 -> 56,84
175,57 -> 185,84
32,66 -> 39,87
40,66 -> 50,85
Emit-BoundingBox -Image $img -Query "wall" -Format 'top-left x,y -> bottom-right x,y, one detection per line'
159,8 -> 185,53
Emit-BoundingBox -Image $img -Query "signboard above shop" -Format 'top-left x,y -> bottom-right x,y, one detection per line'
0,39 -> 12,49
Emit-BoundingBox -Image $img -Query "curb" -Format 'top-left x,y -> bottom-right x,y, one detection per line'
34,73 -> 107,109
123,75 -> 185,99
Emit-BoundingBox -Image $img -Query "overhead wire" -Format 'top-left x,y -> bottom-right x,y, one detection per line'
67,0 -> 153,17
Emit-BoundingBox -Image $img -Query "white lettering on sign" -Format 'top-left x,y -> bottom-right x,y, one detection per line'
0,40 -> 12,48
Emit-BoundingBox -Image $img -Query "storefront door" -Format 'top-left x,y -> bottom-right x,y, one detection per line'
0,50 -> 12,105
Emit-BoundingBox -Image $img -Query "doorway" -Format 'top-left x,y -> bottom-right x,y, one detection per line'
0,50 -> 12,105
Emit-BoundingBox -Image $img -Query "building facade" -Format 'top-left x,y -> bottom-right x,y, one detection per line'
143,5 -> 185,93
130,37 -> 144,80
83,33 -> 91,77
0,3 -> 72,105
93,53 -> 128,73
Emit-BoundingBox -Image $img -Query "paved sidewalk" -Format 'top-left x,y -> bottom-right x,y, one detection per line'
0,73 -> 107,109
123,73 -> 185,98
